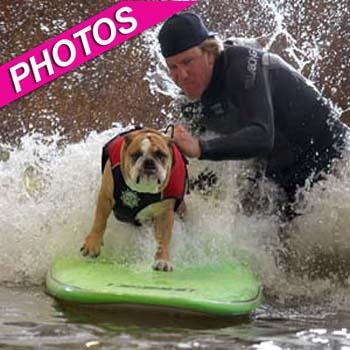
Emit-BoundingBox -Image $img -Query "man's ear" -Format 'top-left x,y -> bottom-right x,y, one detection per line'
207,51 -> 215,67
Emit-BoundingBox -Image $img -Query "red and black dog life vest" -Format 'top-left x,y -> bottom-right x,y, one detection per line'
102,131 -> 188,226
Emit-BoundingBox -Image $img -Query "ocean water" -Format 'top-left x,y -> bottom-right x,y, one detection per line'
1,0 -> 350,349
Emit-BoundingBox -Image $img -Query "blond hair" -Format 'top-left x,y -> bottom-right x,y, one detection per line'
199,37 -> 224,59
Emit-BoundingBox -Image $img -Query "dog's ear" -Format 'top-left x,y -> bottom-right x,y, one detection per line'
123,134 -> 133,148
123,129 -> 141,148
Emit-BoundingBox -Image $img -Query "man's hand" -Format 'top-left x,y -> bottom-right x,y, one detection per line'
174,125 -> 201,158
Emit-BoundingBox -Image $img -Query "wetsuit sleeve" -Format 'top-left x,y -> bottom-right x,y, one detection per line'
199,54 -> 274,161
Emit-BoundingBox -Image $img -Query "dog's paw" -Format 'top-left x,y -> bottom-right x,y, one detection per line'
152,259 -> 173,272
176,201 -> 187,220
80,233 -> 103,258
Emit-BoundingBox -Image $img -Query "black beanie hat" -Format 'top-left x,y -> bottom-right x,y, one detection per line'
158,12 -> 217,58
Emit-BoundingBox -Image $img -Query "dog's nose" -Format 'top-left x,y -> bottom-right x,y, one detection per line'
144,158 -> 156,170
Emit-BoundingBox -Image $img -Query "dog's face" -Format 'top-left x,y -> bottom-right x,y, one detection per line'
121,129 -> 173,193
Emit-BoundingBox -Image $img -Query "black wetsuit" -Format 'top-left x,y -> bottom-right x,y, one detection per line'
192,45 -> 348,207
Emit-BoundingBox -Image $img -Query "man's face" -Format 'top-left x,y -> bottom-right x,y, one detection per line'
165,46 -> 215,101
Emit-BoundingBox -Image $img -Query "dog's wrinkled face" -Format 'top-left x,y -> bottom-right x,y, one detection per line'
121,130 -> 173,193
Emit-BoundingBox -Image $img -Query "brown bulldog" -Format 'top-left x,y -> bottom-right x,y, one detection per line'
81,128 -> 188,271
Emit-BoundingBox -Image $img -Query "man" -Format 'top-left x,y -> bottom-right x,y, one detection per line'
158,12 -> 349,220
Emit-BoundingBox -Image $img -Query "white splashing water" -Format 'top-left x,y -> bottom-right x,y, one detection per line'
1,126 -> 350,310
143,25 -> 180,100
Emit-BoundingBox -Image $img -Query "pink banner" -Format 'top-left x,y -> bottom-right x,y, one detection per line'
0,1 -> 197,109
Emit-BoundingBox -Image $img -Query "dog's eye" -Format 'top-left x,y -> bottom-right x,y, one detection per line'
131,151 -> 143,162
154,150 -> 167,160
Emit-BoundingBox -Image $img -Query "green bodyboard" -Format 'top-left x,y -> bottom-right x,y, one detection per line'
46,257 -> 262,316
